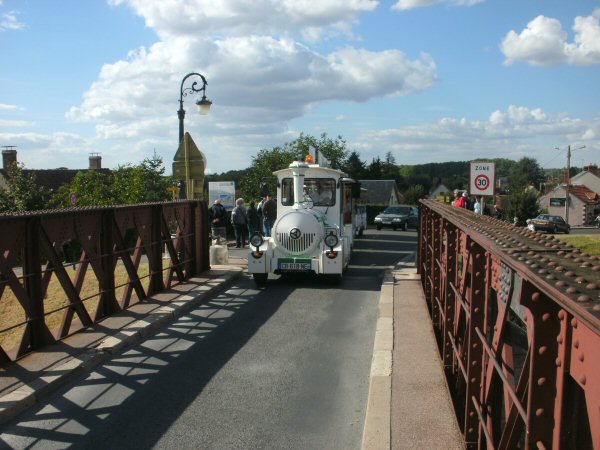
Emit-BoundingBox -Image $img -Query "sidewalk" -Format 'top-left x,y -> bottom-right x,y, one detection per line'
0,266 -> 244,424
362,256 -> 463,450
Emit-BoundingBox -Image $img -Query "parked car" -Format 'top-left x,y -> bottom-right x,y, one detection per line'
527,214 -> 570,234
374,205 -> 418,231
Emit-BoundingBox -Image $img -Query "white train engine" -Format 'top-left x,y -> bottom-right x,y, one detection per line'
247,156 -> 360,286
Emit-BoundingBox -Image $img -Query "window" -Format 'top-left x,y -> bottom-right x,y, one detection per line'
281,178 -> 336,206
549,198 -> 566,207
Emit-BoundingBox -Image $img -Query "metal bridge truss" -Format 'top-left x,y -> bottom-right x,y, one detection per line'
419,199 -> 599,450
0,201 -> 210,364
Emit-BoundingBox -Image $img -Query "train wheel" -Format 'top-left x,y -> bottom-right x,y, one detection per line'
253,273 -> 268,286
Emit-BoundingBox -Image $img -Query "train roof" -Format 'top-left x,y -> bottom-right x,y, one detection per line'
273,163 -> 347,179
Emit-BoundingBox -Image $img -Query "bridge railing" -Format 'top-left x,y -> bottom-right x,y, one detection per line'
0,200 -> 210,364
418,199 -> 599,450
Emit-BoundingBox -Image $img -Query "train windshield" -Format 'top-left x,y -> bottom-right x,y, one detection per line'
281,178 -> 336,206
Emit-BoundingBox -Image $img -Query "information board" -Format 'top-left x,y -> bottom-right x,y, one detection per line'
469,162 -> 496,196
208,181 -> 236,211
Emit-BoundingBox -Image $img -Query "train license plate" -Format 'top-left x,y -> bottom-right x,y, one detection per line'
278,259 -> 311,271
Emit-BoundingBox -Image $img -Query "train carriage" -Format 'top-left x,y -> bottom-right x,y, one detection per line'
247,155 -> 361,286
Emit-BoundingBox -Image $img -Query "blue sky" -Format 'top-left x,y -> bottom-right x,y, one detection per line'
1,0 -> 598,175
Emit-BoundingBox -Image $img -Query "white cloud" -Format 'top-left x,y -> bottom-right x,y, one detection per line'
352,105 -> 599,165
392,0 -> 483,11
0,103 -> 22,111
0,119 -> 32,127
67,35 -> 436,143
108,0 -> 377,40
0,10 -> 26,31
501,11 -> 600,66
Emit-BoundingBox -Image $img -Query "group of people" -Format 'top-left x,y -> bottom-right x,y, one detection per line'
209,195 -> 277,248
451,190 -> 504,219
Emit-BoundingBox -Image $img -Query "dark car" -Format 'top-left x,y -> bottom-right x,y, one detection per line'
374,205 -> 418,231
528,214 -> 570,234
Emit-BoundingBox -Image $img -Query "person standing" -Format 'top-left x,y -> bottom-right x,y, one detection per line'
247,200 -> 260,237
474,197 -> 482,214
257,196 -> 266,234
231,198 -> 248,248
262,194 -> 277,237
209,199 -> 227,240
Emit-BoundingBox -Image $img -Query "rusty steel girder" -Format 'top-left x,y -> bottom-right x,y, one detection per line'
0,200 -> 210,364
418,199 -> 599,450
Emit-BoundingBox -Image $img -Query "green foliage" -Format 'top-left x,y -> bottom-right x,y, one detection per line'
509,157 -> 545,191
403,184 -> 427,205
508,189 -> 540,225
0,163 -> 50,213
341,151 -> 367,180
238,133 -> 349,200
50,154 -> 171,208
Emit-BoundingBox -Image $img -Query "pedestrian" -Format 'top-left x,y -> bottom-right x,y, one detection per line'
209,199 -> 227,240
474,197 -> 482,215
247,200 -> 260,237
231,198 -> 248,248
262,194 -> 277,237
452,190 -> 466,208
257,196 -> 266,234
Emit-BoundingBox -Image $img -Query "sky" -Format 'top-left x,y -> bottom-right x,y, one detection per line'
0,0 -> 599,175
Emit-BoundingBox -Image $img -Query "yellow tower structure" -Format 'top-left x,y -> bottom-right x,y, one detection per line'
172,132 -> 207,199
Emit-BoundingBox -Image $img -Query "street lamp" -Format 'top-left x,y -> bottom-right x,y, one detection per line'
555,144 -> 585,225
177,72 -> 212,198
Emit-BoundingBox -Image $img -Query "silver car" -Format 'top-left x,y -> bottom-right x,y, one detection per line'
374,205 -> 418,231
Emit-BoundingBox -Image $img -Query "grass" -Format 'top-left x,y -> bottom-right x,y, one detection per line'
0,260 -> 162,357
554,234 -> 600,258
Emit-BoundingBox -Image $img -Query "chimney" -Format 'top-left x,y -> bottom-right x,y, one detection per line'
89,153 -> 102,170
584,164 -> 598,176
2,146 -> 17,169
562,168 -> 569,184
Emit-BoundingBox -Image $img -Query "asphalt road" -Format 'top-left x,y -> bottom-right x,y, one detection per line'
0,228 -> 417,450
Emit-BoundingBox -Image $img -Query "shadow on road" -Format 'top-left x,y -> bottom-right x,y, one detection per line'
0,280 -> 293,448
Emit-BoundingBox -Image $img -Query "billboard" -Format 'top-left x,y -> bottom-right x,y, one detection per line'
208,181 -> 236,211
469,161 -> 496,196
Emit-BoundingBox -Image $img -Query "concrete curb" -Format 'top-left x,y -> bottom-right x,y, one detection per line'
0,267 -> 244,425
361,270 -> 395,450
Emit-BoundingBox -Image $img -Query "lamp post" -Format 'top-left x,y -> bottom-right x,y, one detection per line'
177,72 -> 212,198
556,144 -> 585,225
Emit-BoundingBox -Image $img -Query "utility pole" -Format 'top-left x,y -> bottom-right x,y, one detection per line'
556,144 -> 585,225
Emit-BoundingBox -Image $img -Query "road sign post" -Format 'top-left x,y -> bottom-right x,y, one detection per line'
470,162 -> 495,214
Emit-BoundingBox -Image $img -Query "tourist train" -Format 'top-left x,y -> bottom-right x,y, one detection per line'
247,154 -> 364,286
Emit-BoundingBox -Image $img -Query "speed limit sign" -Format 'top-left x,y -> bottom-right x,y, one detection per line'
470,162 -> 495,196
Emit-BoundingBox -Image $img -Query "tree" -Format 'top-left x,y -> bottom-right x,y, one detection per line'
509,157 -> 545,191
238,133 -> 350,199
366,157 -> 382,179
508,189 -> 540,225
0,163 -> 50,212
403,185 -> 427,205
51,155 -> 171,208
341,151 -> 367,180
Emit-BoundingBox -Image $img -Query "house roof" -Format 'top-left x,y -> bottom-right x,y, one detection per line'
358,179 -> 401,204
569,185 -> 599,205
571,170 -> 600,195
0,168 -> 111,192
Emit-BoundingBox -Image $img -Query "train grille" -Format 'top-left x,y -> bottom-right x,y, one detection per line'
276,232 -> 317,254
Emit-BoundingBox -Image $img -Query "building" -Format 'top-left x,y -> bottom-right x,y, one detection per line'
539,184 -> 599,226
0,147 -> 109,193
571,164 -> 600,196
358,180 -> 403,205
430,183 -> 450,198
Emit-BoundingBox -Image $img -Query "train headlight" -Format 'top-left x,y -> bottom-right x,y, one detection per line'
250,233 -> 264,250
324,232 -> 338,249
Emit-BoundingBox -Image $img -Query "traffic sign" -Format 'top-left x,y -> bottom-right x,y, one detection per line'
470,162 -> 495,196
69,192 -> 77,207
